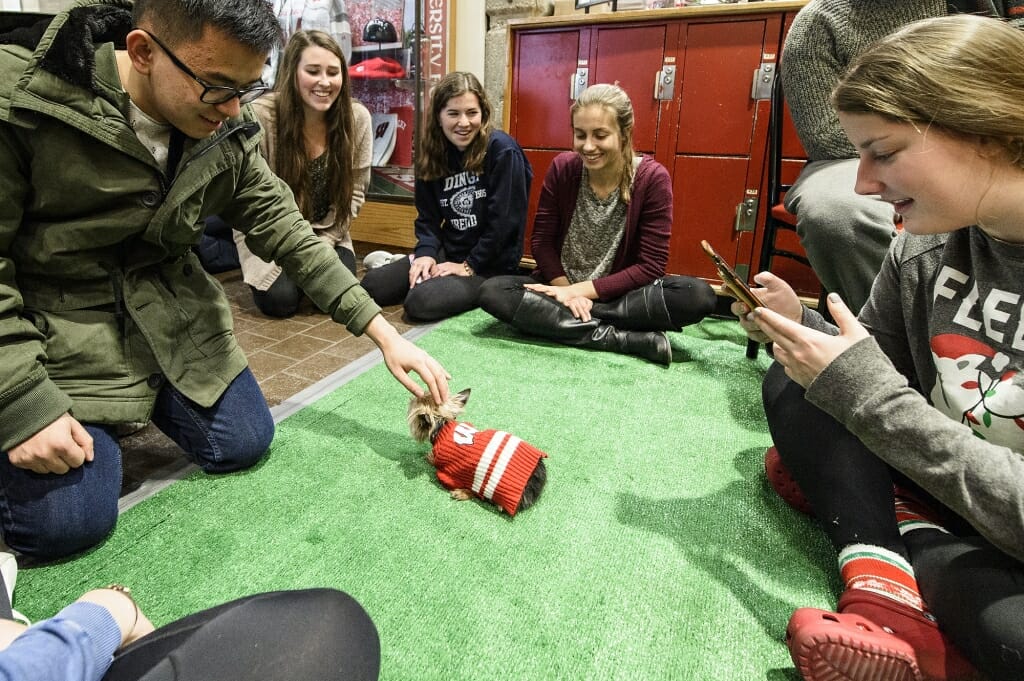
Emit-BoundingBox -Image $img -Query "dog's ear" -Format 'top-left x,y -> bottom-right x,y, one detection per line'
409,412 -> 433,441
454,388 -> 471,408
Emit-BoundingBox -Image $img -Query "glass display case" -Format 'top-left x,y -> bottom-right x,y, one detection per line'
269,0 -> 450,201
349,0 -> 450,200
10,0 -> 451,203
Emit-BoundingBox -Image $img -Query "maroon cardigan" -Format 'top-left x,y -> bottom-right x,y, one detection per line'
531,152 -> 672,301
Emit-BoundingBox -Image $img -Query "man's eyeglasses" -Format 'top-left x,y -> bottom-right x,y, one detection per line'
137,28 -> 269,105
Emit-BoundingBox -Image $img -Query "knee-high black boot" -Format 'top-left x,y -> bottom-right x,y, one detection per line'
511,291 -> 672,366
590,279 -> 674,332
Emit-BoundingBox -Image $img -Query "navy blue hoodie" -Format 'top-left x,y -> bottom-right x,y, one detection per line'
413,130 -> 532,276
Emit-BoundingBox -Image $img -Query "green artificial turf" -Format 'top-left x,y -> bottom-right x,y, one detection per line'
17,310 -> 839,680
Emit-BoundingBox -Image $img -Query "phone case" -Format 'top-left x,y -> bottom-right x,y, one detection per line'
700,240 -> 764,309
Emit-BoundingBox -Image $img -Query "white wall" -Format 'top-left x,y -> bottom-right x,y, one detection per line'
452,1 -> 486,84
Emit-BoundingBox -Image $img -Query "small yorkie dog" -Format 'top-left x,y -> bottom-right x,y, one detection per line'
408,389 -> 548,516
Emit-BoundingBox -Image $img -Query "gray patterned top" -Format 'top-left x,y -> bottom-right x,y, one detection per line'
560,168 -> 627,283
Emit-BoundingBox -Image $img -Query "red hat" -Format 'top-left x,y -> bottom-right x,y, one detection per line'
431,421 -> 548,516
349,57 -> 406,79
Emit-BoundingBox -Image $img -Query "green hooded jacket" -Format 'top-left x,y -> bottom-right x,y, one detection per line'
0,0 -> 381,450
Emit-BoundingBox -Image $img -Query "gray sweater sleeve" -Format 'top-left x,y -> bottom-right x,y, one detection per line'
806,338 -> 1024,562
781,0 -> 949,161
780,8 -> 854,161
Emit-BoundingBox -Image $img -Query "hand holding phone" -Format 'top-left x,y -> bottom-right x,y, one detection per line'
700,240 -> 764,310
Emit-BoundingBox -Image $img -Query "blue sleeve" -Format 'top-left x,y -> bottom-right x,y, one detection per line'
466,133 -> 532,275
413,176 -> 445,261
0,603 -> 121,681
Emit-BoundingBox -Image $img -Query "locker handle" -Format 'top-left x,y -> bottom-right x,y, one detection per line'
654,65 -> 676,101
570,67 -> 589,100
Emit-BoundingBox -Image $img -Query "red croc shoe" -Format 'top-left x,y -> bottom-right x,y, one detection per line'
838,590 -> 981,681
786,607 -> 921,681
764,446 -> 814,516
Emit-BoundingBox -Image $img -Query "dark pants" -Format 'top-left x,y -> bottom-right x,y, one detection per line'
762,361 -> 1024,681
105,589 -> 380,681
478,274 -> 715,331
0,368 -> 274,561
252,246 -> 357,318
360,255 -> 485,322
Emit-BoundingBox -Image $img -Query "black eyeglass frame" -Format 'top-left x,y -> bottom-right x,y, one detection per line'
136,28 -> 269,105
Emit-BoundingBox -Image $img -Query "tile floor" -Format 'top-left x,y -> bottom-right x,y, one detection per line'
119,241 -> 416,499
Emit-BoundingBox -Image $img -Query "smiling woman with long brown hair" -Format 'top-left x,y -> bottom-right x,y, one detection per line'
360,71 -> 533,322
232,29 -> 372,318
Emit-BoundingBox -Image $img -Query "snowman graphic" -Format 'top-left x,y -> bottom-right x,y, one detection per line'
930,333 -> 1024,448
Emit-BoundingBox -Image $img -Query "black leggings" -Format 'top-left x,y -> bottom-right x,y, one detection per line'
360,255 -> 485,322
478,274 -> 714,331
251,247 -> 357,318
104,589 -> 379,681
762,361 -> 1024,681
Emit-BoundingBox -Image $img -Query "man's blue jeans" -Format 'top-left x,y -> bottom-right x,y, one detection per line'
0,368 -> 274,560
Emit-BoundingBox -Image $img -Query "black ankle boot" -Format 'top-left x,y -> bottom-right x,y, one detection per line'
588,325 -> 673,366
590,279 -> 674,332
510,291 -> 672,366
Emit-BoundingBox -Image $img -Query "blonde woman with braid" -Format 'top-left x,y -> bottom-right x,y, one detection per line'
232,29 -> 371,318
479,84 -> 716,365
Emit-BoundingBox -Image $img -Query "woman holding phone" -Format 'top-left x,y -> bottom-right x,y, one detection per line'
736,15 -> 1024,681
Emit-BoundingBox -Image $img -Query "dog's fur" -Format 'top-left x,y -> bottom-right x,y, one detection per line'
408,388 -> 546,513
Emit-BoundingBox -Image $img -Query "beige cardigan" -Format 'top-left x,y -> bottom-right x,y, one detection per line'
235,93 -> 373,290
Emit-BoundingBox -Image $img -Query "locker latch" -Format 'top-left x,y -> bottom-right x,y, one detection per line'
571,67 -> 589,100
654,65 -> 675,101
751,62 -> 775,100
734,196 -> 759,233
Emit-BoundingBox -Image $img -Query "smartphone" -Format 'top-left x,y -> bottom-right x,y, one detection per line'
700,240 -> 764,310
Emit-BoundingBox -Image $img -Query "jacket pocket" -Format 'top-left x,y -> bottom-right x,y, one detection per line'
33,307 -> 133,387
144,254 -> 235,364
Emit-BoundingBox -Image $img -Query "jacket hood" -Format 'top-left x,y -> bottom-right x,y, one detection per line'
1,0 -> 132,98
0,0 -> 260,161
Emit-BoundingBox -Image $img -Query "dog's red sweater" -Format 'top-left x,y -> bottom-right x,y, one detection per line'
431,421 -> 547,516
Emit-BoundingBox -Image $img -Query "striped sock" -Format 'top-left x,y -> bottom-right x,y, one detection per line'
894,494 -> 949,536
838,543 -> 925,613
